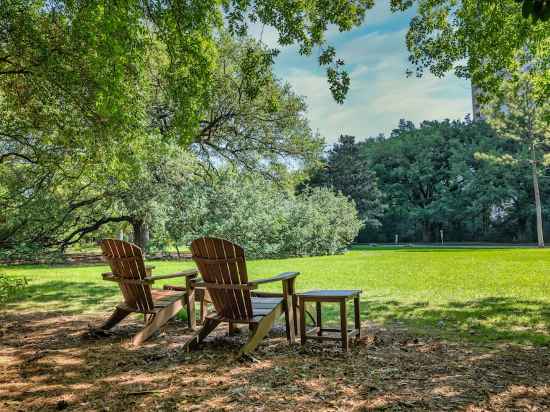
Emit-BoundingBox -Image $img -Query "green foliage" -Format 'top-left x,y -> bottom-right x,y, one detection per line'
484,71 -> 550,153
482,69 -> 550,245
0,273 -> 27,304
223,0 -> 373,102
361,119 -> 531,242
392,0 -> 549,101
0,243 -> 64,263
167,172 -> 362,258
191,35 -> 324,177
1,35 -> 322,251
307,134 -> 386,229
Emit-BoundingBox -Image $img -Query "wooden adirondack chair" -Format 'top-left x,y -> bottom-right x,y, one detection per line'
186,237 -> 300,356
98,239 -> 198,345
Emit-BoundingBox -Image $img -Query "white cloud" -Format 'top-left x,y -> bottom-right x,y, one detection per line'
281,26 -> 471,143
244,1 -> 470,142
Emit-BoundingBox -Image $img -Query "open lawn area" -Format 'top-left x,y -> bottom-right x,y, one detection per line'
3,246 -> 550,345
1,247 -> 550,410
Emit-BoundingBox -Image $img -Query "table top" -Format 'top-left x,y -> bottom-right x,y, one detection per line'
297,289 -> 362,299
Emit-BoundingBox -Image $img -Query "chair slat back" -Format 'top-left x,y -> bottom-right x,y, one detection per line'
100,239 -> 154,312
190,237 -> 253,320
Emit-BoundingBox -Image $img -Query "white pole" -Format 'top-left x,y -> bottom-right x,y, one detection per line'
395,234 -> 399,245
440,229 -> 444,244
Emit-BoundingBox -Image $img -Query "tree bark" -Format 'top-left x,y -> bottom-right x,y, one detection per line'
422,222 -> 432,242
532,160 -> 544,247
132,220 -> 149,251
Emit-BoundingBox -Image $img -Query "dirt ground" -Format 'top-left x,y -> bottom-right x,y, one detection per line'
1,310 -> 549,411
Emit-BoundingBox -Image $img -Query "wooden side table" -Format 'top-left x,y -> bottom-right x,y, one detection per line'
297,290 -> 362,352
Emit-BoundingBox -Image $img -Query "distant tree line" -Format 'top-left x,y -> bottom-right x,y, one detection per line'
309,114 -> 549,243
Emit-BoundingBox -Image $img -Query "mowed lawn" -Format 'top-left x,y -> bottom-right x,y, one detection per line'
2,246 -> 550,345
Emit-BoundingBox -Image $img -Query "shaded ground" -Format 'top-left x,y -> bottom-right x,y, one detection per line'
1,310 -> 549,411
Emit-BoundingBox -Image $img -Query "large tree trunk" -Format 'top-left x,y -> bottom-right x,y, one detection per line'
422,222 -> 432,242
532,161 -> 544,247
132,220 -> 149,251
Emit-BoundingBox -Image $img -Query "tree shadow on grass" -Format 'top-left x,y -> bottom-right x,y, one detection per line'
313,296 -> 550,346
358,247 -> 530,253
7,280 -> 550,346
4,280 -> 120,314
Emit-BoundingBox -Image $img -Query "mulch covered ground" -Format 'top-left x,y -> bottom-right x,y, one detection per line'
1,311 -> 549,411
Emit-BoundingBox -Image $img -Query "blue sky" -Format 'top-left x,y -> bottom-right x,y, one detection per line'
250,2 -> 473,143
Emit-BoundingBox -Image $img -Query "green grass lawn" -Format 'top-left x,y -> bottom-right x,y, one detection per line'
2,246 -> 550,345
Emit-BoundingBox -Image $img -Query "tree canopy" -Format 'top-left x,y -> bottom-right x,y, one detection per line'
308,134 -> 385,229
392,0 -> 549,101
317,119 -> 550,244
0,34 -> 323,251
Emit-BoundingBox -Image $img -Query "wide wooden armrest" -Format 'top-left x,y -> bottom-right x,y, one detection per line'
102,265 -> 155,279
101,273 -> 153,285
144,269 -> 198,282
193,281 -> 257,290
250,271 -> 300,286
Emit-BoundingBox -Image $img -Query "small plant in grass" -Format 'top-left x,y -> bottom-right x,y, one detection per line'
0,273 -> 28,304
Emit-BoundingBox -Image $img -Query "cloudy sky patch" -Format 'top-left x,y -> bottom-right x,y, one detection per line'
249,1 -> 473,143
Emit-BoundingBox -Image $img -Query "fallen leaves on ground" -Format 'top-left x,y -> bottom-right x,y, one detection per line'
1,310 -> 549,411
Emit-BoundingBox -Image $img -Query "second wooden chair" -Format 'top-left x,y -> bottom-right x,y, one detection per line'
186,237 -> 300,356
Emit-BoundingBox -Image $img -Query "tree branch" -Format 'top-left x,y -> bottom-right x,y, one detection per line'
60,215 -> 133,247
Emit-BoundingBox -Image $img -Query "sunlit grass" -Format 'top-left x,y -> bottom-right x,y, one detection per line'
2,246 -> 550,345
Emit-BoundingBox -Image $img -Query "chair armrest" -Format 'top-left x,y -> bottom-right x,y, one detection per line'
103,265 -> 154,277
101,273 -> 153,285
249,271 -> 300,285
193,281 -> 257,290
144,269 -> 199,282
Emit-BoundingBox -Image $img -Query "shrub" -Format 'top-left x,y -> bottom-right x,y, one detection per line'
0,273 -> 28,304
0,243 -> 64,264
167,173 -> 363,258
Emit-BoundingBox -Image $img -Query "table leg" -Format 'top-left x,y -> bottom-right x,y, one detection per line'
354,296 -> 361,340
186,276 -> 196,330
300,298 -> 307,346
316,301 -> 322,336
283,280 -> 296,343
340,300 -> 348,352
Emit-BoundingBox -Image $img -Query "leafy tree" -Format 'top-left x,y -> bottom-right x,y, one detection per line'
363,119 -> 514,242
392,0 -> 550,101
308,134 -> 385,229
166,171 -> 362,258
0,36 -> 322,251
188,36 -> 324,179
482,70 -> 550,247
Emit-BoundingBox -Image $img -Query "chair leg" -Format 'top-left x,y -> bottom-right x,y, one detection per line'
282,280 -> 296,343
186,282 -> 196,330
185,318 -> 222,350
199,299 -> 207,325
99,307 -> 131,330
132,299 -> 183,346
239,303 -> 283,356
